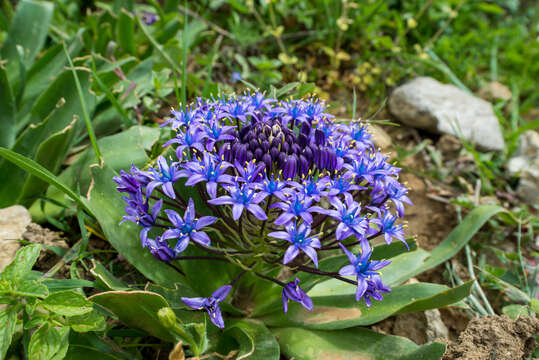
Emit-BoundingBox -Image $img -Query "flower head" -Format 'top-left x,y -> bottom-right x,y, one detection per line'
144,156 -> 182,199
271,193 -> 326,225
182,285 -> 232,328
327,196 -> 369,241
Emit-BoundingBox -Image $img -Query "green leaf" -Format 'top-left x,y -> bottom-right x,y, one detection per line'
83,164 -> 184,286
28,325 -> 70,360
502,304 -> 531,319
260,282 -> 472,329
1,0 -> 54,82
42,279 -> 95,292
68,310 -> 107,333
0,307 -> 18,359
117,9 -> 136,55
274,327 -> 445,360
19,119 -> 76,206
220,320 -> 280,360
0,147 -> 91,214
1,244 -> 41,284
15,280 -> 49,297
31,125 -> 161,220
89,290 -> 176,342
0,65 -> 16,148
90,260 -> 129,290
41,290 -> 93,316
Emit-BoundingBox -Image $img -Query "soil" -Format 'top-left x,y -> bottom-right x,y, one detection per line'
23,223 -> 68,272
443,315 -> 539,360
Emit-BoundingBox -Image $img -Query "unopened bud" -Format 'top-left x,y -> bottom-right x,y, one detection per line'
158,307 -> 176,329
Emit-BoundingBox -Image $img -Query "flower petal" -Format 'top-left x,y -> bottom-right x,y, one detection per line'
283,246 -> 300,264
181,297 -> 205,309
211,285 -> 232,301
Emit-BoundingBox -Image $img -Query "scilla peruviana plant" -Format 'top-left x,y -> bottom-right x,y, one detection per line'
114,93 -> 411,330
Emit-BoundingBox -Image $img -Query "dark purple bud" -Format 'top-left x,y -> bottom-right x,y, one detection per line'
270,147 -> 280,161
283,155 -> 298,180
328,150 -> 337,171
282,142 -> 290,154
303,146 -> 313,162
262,153 -> 272,172
222,142 -> 232,162
261,140 -> 270,153
249,139 -> 258,151
291,144 -> 301,155
299,155 -> 309,177
300,122 -> 311,136
278,152 -> 287,166
236,144 -> 247,164
254,148 -> 264,160
271,137 -> 282,148
298,133 -> 308,148
272,124 -> 281,136
263,125 -> 272,137
313,148 -> 320,167
320,148 -> 329,169
246,150 -> 254,162
315,129 -> 326,146
240,125 -> 251,141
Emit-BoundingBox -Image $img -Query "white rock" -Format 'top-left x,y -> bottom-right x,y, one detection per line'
425,309 -> 449,342
0,205 -> 32,271
507,131 -> 539,204
368,124 -> 392,149
389,77 -> 504,151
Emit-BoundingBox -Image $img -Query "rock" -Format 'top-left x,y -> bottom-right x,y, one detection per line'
477,81 -> 512,101
388,77 -> 504,151
368,124 -> 392,149
507,131 -> 539,204
425,309 -> 449,342
0,206 -> 32,271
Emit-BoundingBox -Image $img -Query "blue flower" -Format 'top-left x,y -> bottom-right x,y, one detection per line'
162,199 -> 217,254
325,173 -> 364,199
252,173 -> 288,201
282,278 -> 313,313
235,159 -> 265,184
383,182 -> 413,217
180,152 -> 233,198
326,196 -> 369,241
164,107 -> 199,130
269,222 -> 321,267
378,211 -> 408,248
144,156 -> 183,199
271,193 -> 326,225
338,242 -> 391,301
202,116 -> 236,151
230,72 -> 242,83
144,236 -> 175,262
114,165 -> 147,194
165,126 -> 206,160
289,176 -> 328,202
208,183 -> 268,220
224,100 -> 250,123
120,189 -> 162,245
362,275 -> 391,308
281,100 -> 308,127
182,285 -> 232,328
141,11 -> 158,25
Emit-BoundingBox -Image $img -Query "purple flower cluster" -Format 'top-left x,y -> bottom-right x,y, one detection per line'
115,93 -> 411,327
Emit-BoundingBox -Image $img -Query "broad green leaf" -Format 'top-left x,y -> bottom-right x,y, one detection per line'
15,280 -> 48,297
89,290 -> 176,342
145,282 -> 198,309
0,147 -> 91,214
260,282 -> 472,329
41,290 -> 93,316
28,325 -> 70,360
90,260 -> 129,290
220,320 -> 280,360
83,164 -> 184,286
0,307 -> 18,359
274,327 -> 445,360
42,279 -> 95,292
31,125 -> 161,220
19,119 -> 76,206
1,0 -> 54,82
410,205 -> 506,277
117,9 -> 136,55
1,244 -> 41,284
68,310 -> 107,333
0,66 -> 16,148
19,33 -> 83,120
65,332 -> 130,360
0,70 -> 96,207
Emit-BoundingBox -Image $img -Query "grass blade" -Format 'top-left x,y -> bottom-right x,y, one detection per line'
0,147 -> 91,214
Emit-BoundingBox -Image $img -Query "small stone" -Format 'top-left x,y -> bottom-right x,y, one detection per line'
368,124 -> 392,149
389,77 -> 504,151
477,81 -> 512,101
425,309 -> 449,342
507,131 -> 539,204
0,205 -> 32,271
